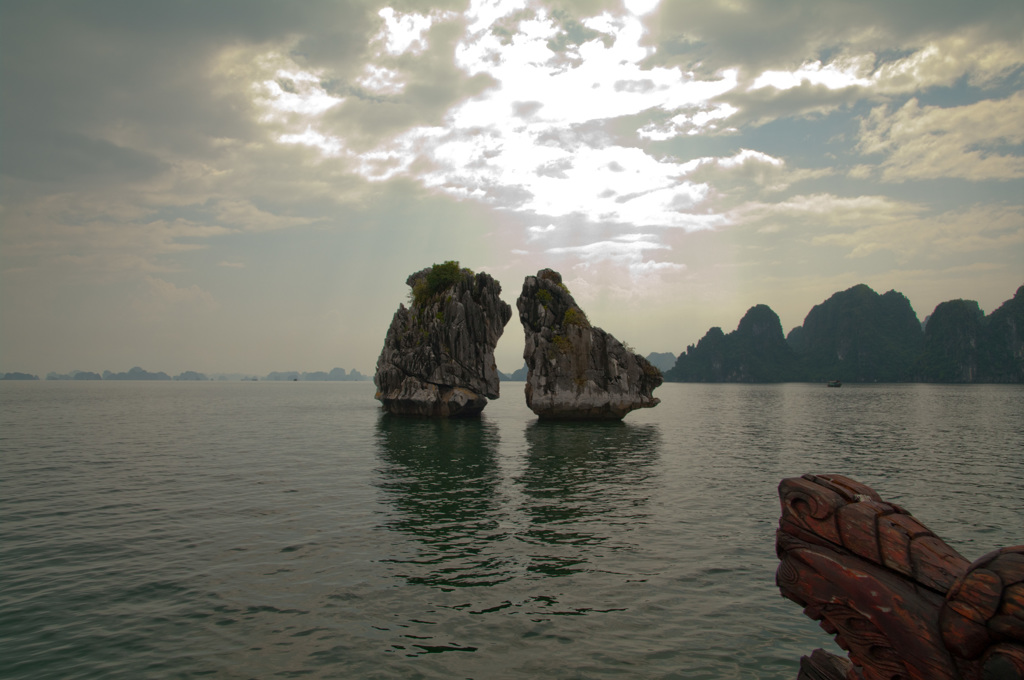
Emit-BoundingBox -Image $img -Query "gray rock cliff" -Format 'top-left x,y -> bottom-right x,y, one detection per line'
374,263 -> 512,417
517,269 -> 662,419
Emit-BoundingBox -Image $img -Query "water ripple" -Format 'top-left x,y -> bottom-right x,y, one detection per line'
1,381 -> 1021,679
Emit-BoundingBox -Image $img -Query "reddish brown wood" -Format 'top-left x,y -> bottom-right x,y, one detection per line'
877,511 -> 919,575
796,648 -> 856,680
776,474 -> 1024,680
835,500 -> 887,563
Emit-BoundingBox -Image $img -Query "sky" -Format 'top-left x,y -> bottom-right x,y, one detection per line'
2,0 -> 1022,377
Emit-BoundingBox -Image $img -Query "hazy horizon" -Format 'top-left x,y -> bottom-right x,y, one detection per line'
3,275 -> 1019,379
3,0 -> 1022,377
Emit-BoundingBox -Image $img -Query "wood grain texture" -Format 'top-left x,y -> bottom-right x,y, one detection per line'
776,474 -> 1024,680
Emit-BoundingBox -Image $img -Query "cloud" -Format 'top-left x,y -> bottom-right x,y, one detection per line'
325,12 -> 498,148
547,234 -> 666,257
2,0 -> 1021,376
750,56 -> 873,92
363,124 -> 718,226
217,4 -> 747,229
744,31 -> 1022,97
376,7 -> 445,56
279,127 -> 345,156
729,192 -> 920,230
531,230 -> 687,310
871,30 -> 1024,93
624,0 -> 661,15
723,193 -> 923,247
1,2 -> 374,184
0,128 -> 170,186
143,276 -> 218,311
811,203 -> 1024,259
260,69 -> 343,117
528,223 -> 558,240
641,5 -> 1024,132
724,193 -> 1023,267
0,187 -> 250,284
718,80 -> 861,129
854,92 -> 1024,181
545,233 -> 684,277
715,32 -> 1023,130
685,149 -> 832,198
213,199 -> 316,232
638,101 -> 738,139
644,0 -> 1023,77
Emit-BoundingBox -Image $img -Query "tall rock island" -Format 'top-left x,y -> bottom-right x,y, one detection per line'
374,262 -> 512,417
517,269 -> 662,419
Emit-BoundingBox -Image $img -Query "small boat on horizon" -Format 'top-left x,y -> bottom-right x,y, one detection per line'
827,379 -> 842,387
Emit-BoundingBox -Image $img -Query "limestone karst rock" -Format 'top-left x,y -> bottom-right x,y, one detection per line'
374,262 -> 512,417
517,269 -> 662,419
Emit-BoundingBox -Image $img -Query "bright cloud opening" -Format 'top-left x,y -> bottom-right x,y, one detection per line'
750,57 -> 873,91
247,4 -> 749,233
624,0 -> 661,16
377,8 -> 437,56
259,69 -> 342,117
279,126 -> 343,156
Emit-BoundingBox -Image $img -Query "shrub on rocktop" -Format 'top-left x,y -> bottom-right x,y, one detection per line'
410,261 -> 473,307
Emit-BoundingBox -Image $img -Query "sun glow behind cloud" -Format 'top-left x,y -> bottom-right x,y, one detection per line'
624,0 -> 661,16
261,70 -> 343,115
255,3 -> 745,230
3,0 -> 1023,377
307,2 -> 752,279
244,0 -> 1024,298
377,8 -> 439,55
749,57 -> 873,91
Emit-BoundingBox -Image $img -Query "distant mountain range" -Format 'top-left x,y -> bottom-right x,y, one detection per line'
498,364 -> 530,381
7,284 -> 1022,385
261,368 -> 369,381
664,284 -> 1023,383
0,367 -> 372,381
645,352 -> 678,372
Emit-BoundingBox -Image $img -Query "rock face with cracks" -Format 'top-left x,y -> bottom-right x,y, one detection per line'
374,264 -> 512,417
517,269 -> 662,419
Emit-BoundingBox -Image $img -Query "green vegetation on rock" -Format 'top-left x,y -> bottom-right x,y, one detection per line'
410,260 -> 473,307
551,334 -> 572,354
563,307 -> 590,328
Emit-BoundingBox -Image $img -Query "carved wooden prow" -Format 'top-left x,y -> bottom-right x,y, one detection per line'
776,473 -> 1024,680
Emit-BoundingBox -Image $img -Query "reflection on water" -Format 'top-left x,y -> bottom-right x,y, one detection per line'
516,421 -> 660,577
374,415 -> 509,590
3,382 -> 1020,679
374,414 -> 662,588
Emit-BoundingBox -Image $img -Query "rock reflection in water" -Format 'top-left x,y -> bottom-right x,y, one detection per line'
374,415 -> 511,590
516,421 -> 660,577
374,415 -> 662,591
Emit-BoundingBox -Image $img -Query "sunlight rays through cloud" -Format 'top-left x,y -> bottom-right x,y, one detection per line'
317,0 -> 751,281
545,233 -> 685,283
750,57 -> 873,91
244,0 -> 1023,288
248,0 -> 750,252
3,0 -> 1023,376
377,8 -> 439,56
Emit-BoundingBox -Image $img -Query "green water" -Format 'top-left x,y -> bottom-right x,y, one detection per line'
2,381 -> 1021,678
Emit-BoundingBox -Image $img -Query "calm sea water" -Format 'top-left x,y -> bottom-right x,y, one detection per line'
1,381 -> 1021,679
